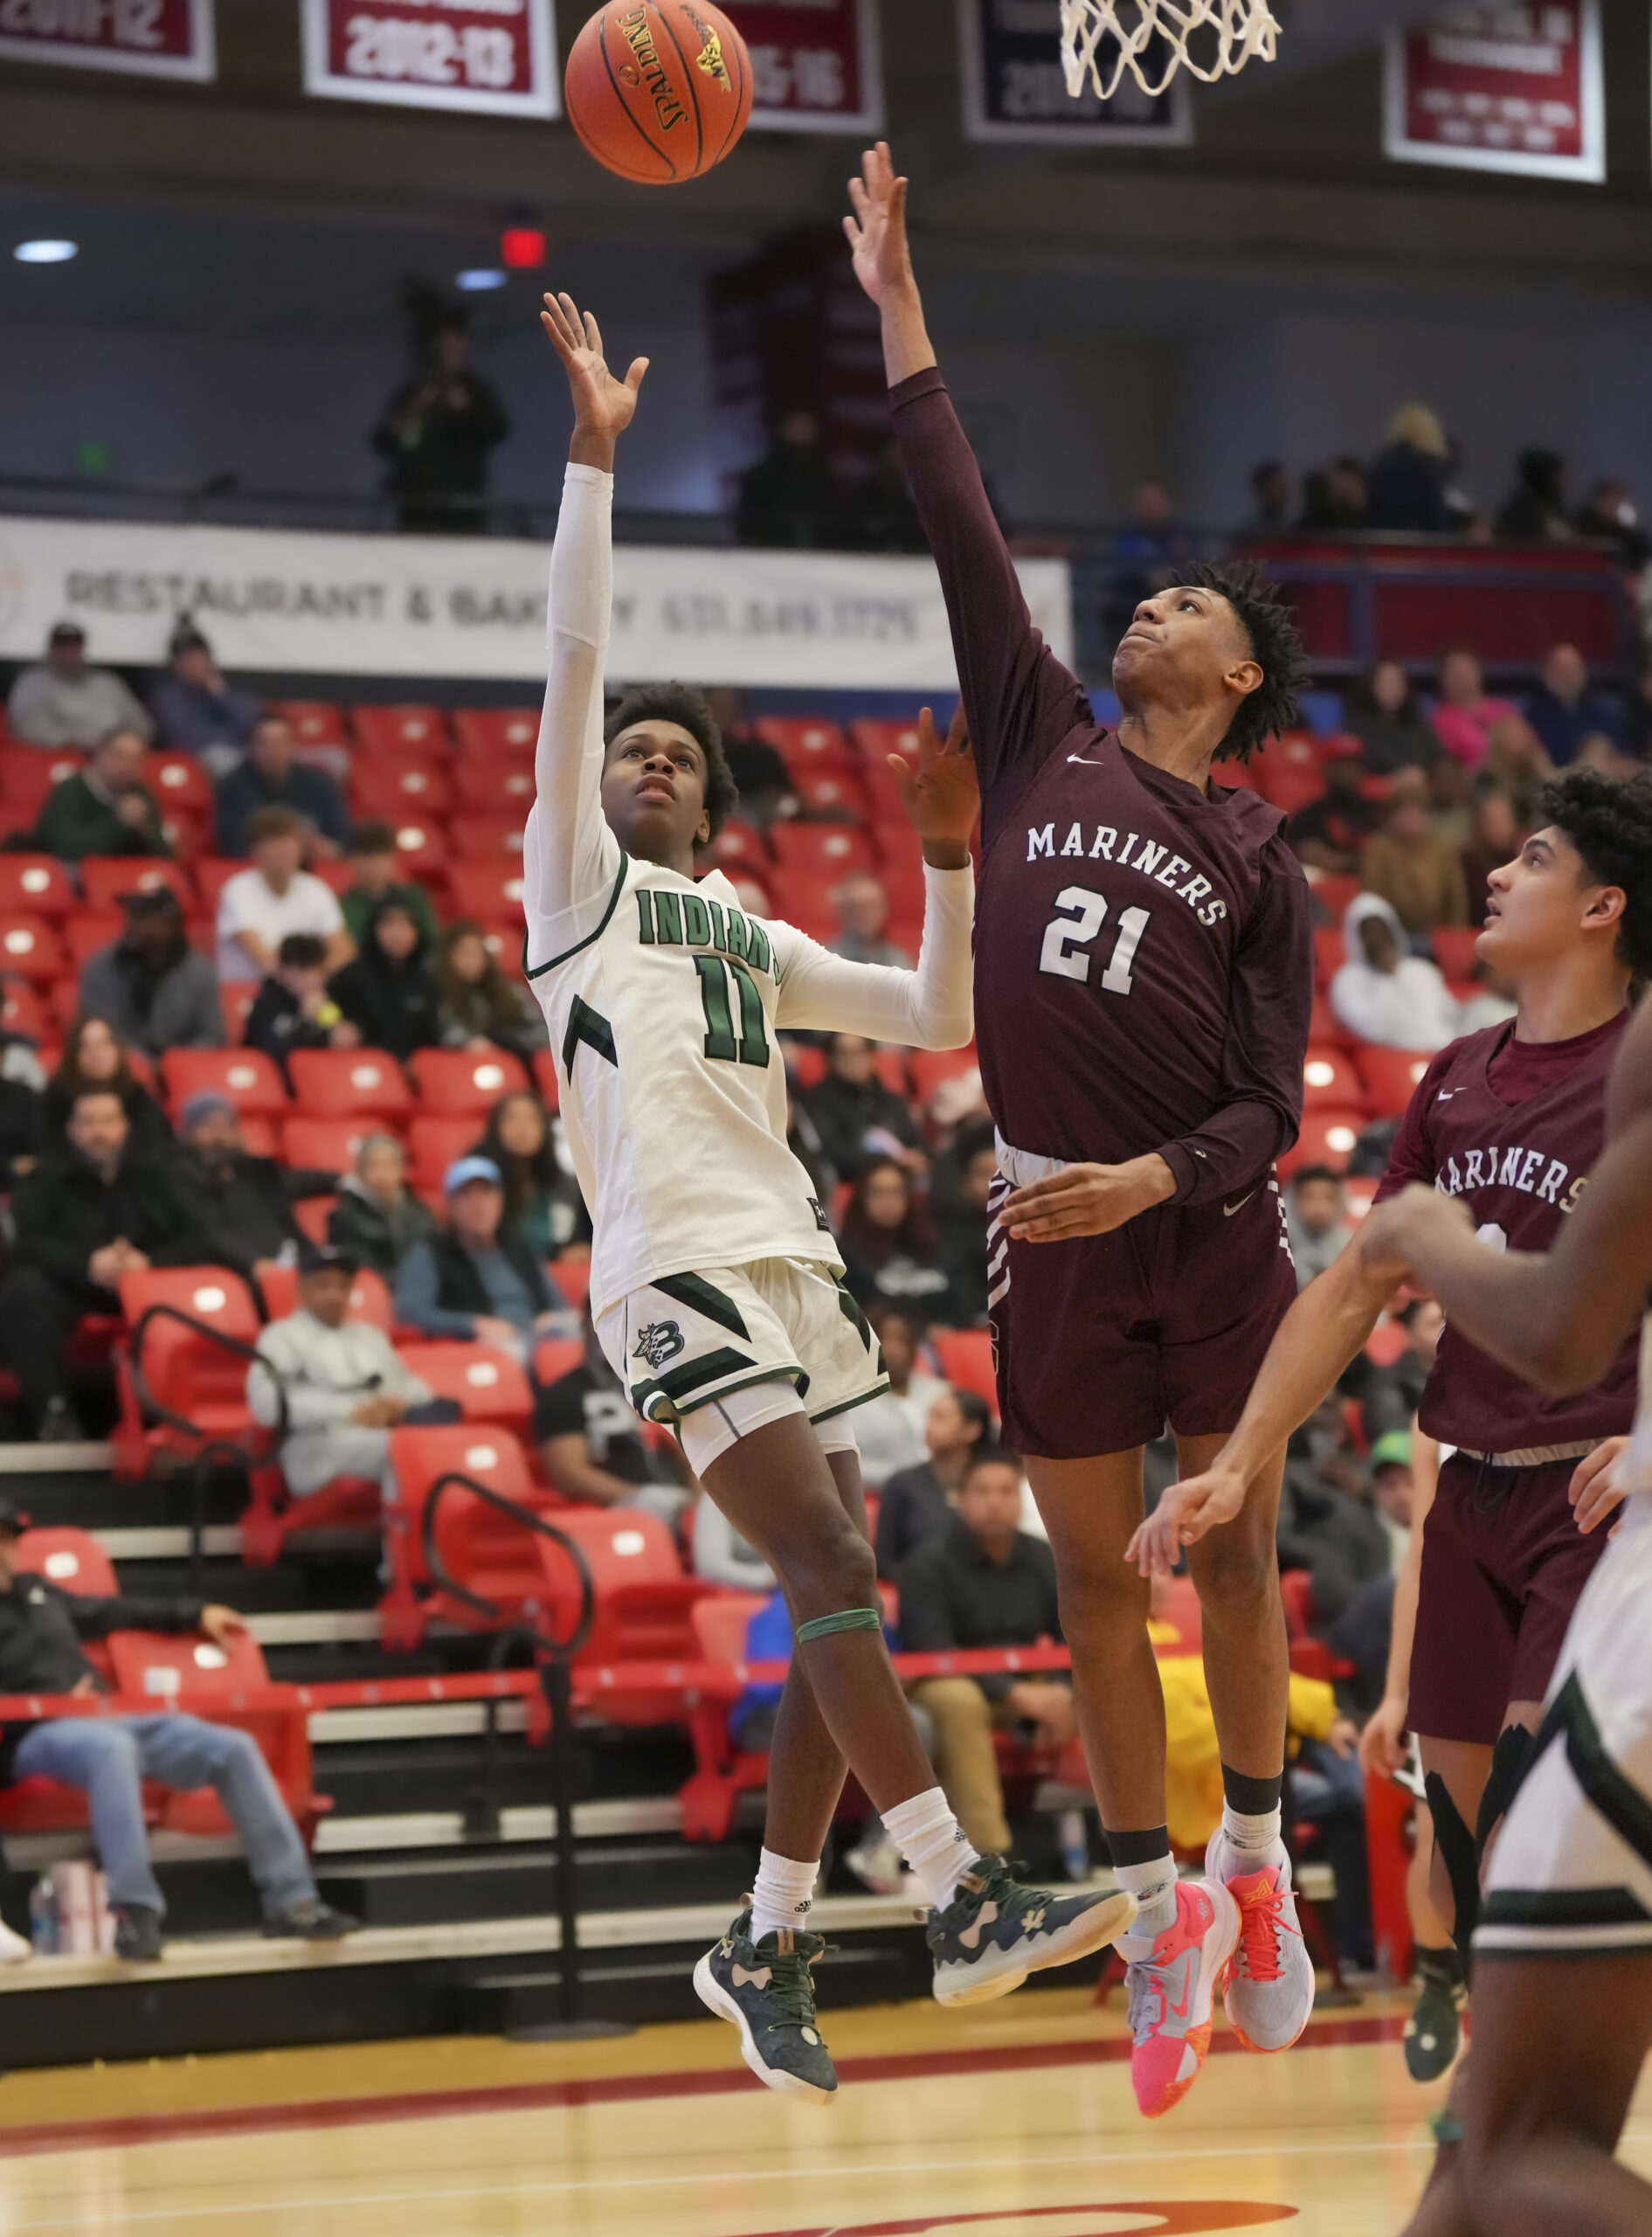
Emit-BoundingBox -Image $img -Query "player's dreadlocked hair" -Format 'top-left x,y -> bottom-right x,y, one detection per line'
1161,559 -> 1309,764
1540,765 -> 1652,980
604,682 -> 740,840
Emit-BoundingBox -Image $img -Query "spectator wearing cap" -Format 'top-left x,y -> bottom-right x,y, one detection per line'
148,622 -> 259,772
1287,751 -> 1380,877
4,621 -> 151,750
214,711 -> 350,862
171,1093 -> 336,1297
44,1016 -> 175,1164
29,728 -> 169,862
337,821 -> 439,952
0,1493 -> 356,1958
248,1243 -> 442,1506
393,1156 -> 567,1358
215,807 -> 352,986
1524,643 -> 1628,770
328,1133 -> 436,1280
243,933 -> 362,1079
1285,1165 -> 1350,1291
0,1088 -> 209,1441
78,890 -> 225,1060
1368,1430 -> 1415,1572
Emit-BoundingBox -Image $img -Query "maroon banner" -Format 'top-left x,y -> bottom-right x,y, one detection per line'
0,0 -> 214,80
301,0 -> 558,118
719,0 -> 882,132
1384,1 -> 1603,184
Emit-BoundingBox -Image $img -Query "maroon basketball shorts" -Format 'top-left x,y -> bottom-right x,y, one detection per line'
1409,1451 -> 1612,1745
985,1170 -> 1298,1459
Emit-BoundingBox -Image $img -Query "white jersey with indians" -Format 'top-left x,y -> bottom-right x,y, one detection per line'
522,463 -> 976,1324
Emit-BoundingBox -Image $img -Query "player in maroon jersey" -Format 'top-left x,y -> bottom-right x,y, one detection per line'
1137,770 -> 1652,2005
847,143 -> 1317,2116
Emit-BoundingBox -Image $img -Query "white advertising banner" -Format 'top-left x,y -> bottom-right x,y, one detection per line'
0,516 -> 1073,692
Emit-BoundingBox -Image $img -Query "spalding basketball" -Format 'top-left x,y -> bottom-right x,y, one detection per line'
566,3 -> 753,186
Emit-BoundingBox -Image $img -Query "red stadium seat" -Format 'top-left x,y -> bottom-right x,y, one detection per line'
378,1423 -> 545,1645
849,717 -> 923,767
397,1344 -> 534,1434
770,824 -> 874,883
349,758 -> 451,817
1313,924 -> 1345,987
112,1266 -> 264,1474
550,1255 -> 590,1310
790,768 -> 867,819
909,1046 -> 980,1103
190,858 -> 247,917
453,758 -> 536,812
532,1335 -> 584,1388
703,819 -> 768,879
1254,731 -> 1326,814
0,856 -> 73,918
754,717 -> 851,771
410,1046 -> 529,1115
1309,872 -> 1360,925
16,1526 -> 118,1601
382,820 -> 447,875
286,1048 -> 411,1119
930,1327 -> 999,1418
161,1047 -> 287,1117
407,1113 -> 482,1191
1309,990 -> 1353,1049
1277,1109 -> 1365,1179
679,1589 -> 772,1839
447,861 -> 527,921
1356,1046 -> 1434,1118
259,1260 -> 392,1331
79,857 -> 194,913
351,705 -> 449,756
61,913 -> 125,972
0,978 -> 45,1041
268,701 -> 346,748
1432,926 -> 1483,980
0,748 -> 86,809
280,1116 -> 380,1174
725,870 -> 774,920
0,914 -> 65,983
147,752 -> 215,814
453,707 -> 540,757
453,814 -> 526,860
1301,1046 -> 1368,1113
530,1048 -> 561,1112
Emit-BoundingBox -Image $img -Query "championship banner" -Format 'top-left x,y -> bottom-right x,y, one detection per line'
958,0 -> 1192,147
719,0 -> 883,133
0,0 -> 215,81
300,0 -> 558,118
0,516 -> 1072,693
1383,1 -> 1604,184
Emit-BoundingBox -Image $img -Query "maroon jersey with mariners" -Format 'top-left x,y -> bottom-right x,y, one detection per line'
1375,1011 -> 1639,1453
890,368 -> 1312,1194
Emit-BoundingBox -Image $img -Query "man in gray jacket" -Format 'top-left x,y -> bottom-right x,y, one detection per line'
6,621 -> 152,748
78,890 -> 225,1060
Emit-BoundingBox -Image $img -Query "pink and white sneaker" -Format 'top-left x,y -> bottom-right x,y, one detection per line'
1206,1831 -> 1316,2053
1120,1877 -> 1240,2119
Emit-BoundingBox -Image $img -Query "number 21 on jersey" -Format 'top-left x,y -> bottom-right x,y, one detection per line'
1039,885 -> 1151,995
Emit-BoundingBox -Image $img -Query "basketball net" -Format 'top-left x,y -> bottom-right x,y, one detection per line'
1060,0 -> 1282,102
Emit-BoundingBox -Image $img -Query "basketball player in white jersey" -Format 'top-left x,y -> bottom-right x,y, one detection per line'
1360,997 -> 1652,2237
529,291 -> 1134,2103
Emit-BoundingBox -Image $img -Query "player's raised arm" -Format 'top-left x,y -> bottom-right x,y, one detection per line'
845,144 -> 1089,794
524,294 -> 649,963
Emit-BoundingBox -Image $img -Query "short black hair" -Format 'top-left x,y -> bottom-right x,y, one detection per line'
1162,559 -> 1308,763
603,682 -> 739,840
350,820 -> 396,856
278,933 -> 327,969
1540,766 -> 1652,979
1291,1164 -> 1343,1192
961,1445 -> 1022,1487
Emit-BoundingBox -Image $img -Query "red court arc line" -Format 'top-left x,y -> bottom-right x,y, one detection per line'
0,2016 -> 1403,2160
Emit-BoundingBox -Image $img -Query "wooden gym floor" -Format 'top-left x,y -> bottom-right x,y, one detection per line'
0,1988 -> 1648,2236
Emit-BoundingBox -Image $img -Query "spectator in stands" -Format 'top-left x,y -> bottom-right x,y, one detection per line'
702,690 -> 797,829
372,310 -> 510,535
837,1156 -> 953,1324
840,433 -> 927,554
1456,953 -> 1517,1033
0,1088 -> 208,1440
1297,455 -> 1367,534
436,920 -> 544,1063
1285,1166 -> 1349,1290
1367,1430 -> 1415,1572
172,1092 -> 335,1292
1524,642 -> 1626,768
1365,405 -> 1454,534
853,1301 -> 950,1489
78,890 -> 225,1061
534,1305 -> 690,1526
29,727 -> 169,862
786,1086 -> 834,1202
929,1123 -> 998,1326
328,1132 -> 435,1280
1243,460 -> 1293,534
1362,1297 -> 1444,1444
1496,447 -> 1571,543
1575,476 -> 1649,571
1460,780 -> 1523,918
336,821 -> 439,950
44,1016 -> 173,1163
804,1033 -> 923,1182
1480,710 -> 1554,826
1276,1396 -> 1391,1630
734,407 -> 838,550
326,900 -> 440,1062
1339,660 -> 1438,775
0,1068 -> 43,1192
394,1155 -> 566,1357
244,933 -> 362,1076
1331,893 -> 1461,1050
1358,768 -> 1469,936
1429,648 -> 1517,769
214,712 -> 349,862
248,1241 -> 440,1506
216,808 -> 352,986
0,1494 -> 356,1956
875,1387 -> 993,1580
898,1449 -> 1073,1856
148,621 -> 258,772
473,1091 -> 590,1260
1288,749 -> 1379,876
828,871 -> 913,969
4,621 -> 150,749
1107,477 -> 1197,645
1425,749 -> 1474,854
692,1501 -> 774,1593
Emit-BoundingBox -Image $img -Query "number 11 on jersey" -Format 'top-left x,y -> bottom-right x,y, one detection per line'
1040,885 -> 1151,995
695,952 -> 772,1068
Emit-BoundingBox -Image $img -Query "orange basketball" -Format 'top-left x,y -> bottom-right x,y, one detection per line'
565,3 -> 753,186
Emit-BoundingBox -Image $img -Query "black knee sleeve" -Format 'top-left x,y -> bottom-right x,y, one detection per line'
1476,1721 -> 1537,1857
1424,1769 -> 1481,1967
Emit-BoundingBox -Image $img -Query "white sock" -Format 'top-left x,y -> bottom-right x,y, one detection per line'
1115,1854 -> 1180,1948
1220,1803 -> 1283,1857
749,1848 -> 820,1943
881,1786 -> 980,1912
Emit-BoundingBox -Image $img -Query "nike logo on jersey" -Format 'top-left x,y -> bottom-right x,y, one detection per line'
1436,1091 -> 1457,1102
1223,1191 -> 1257,1217
1067,753 -> 1108,766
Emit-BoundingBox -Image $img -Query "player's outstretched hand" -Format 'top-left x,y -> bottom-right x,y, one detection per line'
1571,1434 -> 1630,1535
1358,1693 -> 1409,1779
1124,1461 -> 1248,1576
845,141 -> 915,308
891,703 -> 978,863
541,292 -> 648,443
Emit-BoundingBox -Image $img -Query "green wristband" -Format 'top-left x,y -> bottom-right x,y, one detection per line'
796,1607 -> 883,1645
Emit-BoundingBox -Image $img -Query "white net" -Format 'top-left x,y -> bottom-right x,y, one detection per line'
1060,0 -> 1282,102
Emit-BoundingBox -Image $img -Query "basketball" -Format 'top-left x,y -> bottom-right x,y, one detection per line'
564,3 -> 753,187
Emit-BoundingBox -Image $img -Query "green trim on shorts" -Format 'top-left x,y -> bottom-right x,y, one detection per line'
662,1364 -> 809,1423
809,1377 -> 891,1425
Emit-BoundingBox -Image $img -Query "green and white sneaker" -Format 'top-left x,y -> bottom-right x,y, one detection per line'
693,1903 -> 837,2103
1405,1949 -> 1468,2083
927,1853 -> 1138,2009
